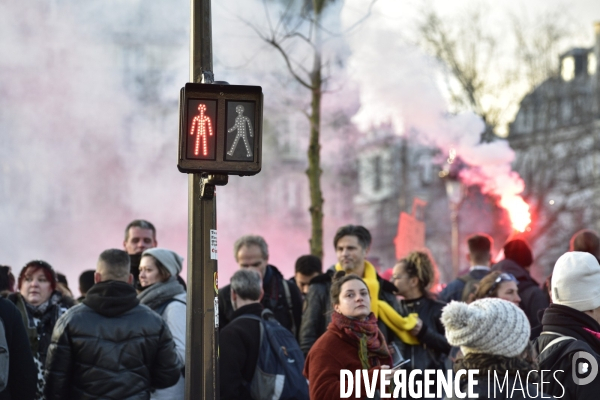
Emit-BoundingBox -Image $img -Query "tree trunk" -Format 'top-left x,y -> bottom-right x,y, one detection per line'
307,61 -> 323,259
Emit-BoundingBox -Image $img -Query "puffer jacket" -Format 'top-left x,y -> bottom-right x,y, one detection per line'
397,296 -> 451,371
44,280 -> 181,400
298,266 -> 401,355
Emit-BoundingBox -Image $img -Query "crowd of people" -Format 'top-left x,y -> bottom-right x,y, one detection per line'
2,220 -> 600,399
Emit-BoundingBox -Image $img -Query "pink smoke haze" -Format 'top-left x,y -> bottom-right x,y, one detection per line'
341,0 -> 531,232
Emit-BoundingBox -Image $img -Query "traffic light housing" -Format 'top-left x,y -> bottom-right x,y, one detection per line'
178,83 -> 263,175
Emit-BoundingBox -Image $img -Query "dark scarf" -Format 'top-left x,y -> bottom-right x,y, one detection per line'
332,311 -> 392,369
542,303 -> 600,355
137,277 -> 186,310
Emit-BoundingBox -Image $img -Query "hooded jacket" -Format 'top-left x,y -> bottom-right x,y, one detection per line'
492,260 -> 549,331
44,280 -> 181,400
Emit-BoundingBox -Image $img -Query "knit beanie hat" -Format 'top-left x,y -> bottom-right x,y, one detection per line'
503,239 -> 533,268
142,248 -> 184,277
552,252 -> 600,312
441,298 -> 530,357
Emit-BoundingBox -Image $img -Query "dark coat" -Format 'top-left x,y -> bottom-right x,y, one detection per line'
492,260 -> 549,331
298,266 -> 402,356
534,304 -> 600,400
219,265 -> 302,337
397,296 -> 451,371
43,280 -> 181,400
219,303 -> 263,400
0,297 -> 37,400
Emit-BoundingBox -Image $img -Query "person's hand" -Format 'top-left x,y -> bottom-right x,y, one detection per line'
409,318 -> 423,336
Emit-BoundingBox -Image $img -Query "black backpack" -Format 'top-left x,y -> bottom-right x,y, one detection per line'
236,309 -> 309,400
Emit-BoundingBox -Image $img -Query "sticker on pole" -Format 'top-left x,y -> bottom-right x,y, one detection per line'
210,229 -> 218,260
214,297 -> 219,328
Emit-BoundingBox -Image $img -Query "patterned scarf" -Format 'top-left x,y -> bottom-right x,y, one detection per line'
335,261 -> 420,345
332,311 -> 392,369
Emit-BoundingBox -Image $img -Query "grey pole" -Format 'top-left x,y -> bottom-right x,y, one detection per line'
185,1 -> 227,399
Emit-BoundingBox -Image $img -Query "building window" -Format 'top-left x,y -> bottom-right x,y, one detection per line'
589,53 -> 597,76
562,56 -> 575,81
373,155 -> 382,192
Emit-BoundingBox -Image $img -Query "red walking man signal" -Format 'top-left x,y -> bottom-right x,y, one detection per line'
190,103 -> 214,156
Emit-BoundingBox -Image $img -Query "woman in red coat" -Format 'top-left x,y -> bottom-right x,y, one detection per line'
303,271 -> 393,399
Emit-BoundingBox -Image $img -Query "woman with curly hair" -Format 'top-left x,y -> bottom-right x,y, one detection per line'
442,298 -> 549,399
472,271 -> 521,306
304,271 -> 393,399
391,250 -> 451,399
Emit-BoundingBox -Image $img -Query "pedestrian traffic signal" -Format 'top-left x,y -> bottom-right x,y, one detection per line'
178,83 -> 263,175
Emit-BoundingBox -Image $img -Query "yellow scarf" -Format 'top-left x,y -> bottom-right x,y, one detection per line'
335,261 -> 420,345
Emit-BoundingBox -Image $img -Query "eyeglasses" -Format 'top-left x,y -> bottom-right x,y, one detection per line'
487,273 -> 517,296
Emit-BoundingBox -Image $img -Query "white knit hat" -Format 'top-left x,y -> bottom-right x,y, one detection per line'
142,248 -> 184,277
441,298 -> 530,357
552,251 -> 600,312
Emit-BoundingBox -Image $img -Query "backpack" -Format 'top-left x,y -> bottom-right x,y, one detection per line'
0,318 -> 8,391
457,273 -> 480,302
237,309 -> 309,400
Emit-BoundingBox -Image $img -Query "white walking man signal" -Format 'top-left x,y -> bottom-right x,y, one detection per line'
227,105 -> 253,157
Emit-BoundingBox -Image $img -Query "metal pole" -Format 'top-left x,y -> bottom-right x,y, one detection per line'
185,1 -> 225,400
450,203 -> 460,279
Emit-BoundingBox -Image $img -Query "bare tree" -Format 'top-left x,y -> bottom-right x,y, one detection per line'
245,0 -> 375,258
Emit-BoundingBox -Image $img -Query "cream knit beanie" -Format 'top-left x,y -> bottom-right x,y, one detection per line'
441,298 -> 530,357
552,251 -> 600,312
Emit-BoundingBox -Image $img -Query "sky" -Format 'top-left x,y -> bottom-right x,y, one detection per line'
0,0 -> 599,294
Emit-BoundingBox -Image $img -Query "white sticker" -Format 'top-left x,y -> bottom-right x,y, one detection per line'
214,297 -> 219,328
210,229 -> 218,260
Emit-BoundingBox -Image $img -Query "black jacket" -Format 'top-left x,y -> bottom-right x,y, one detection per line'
397,296 -> 451,371
219,303 -> 263,400
0,297 -> 37,400
492,260 -> 549,331
534,304 -> 600,400
298,266 -> 402,355
219,265 -> 302,337
44,280 -> 181,400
